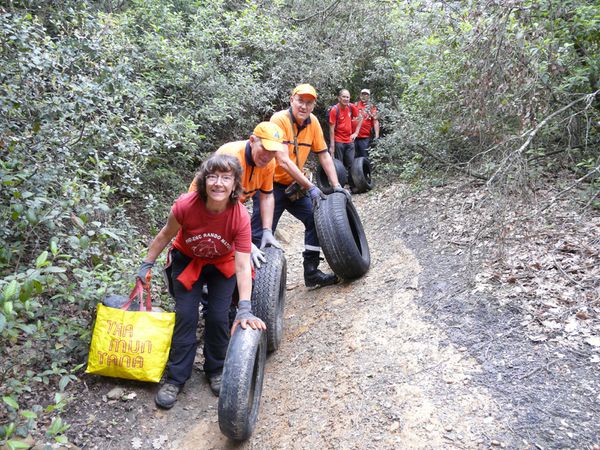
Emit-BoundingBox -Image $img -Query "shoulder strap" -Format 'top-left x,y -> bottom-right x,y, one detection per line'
287,110 -> 299,164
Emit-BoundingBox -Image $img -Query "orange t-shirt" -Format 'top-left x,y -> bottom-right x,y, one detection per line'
270,108 -> 328,186
188,141 -> 275,203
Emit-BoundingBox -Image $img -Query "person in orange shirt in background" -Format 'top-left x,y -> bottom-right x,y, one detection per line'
354,88 -> 380,159
189,122 -> 287,268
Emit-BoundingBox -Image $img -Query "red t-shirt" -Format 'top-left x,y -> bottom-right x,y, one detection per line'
329,103 -> 360,143
171,192 -> 251,259
355,101 -> 378,139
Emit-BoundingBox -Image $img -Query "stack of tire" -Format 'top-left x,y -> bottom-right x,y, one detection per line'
316,157 -> 373,194
349,157 -> 373,194
218,247 -> 286,441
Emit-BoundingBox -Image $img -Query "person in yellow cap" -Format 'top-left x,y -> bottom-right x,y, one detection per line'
251,83 -> 347,288
189,122 -> 287,268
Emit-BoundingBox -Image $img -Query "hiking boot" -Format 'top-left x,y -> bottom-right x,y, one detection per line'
155,383 -> 180,409
208,373 -> 222,397
304,269 -> 338,288
303,252 -> 338,288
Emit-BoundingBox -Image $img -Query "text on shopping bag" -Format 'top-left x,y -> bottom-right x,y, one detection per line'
86,304 -> 175,382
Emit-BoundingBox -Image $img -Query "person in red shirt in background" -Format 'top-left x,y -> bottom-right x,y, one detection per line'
354,88 -> 380,159
328,89 -> 363,189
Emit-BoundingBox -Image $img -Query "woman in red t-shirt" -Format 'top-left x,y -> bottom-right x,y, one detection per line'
136,154 -> 265,409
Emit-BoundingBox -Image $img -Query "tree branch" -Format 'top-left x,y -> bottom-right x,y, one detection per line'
290,0 -> 341,23
486,90 -> 600,186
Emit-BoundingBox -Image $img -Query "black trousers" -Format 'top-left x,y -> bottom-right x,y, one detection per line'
251,183 -> 322,256
334,142 -> 355,187
165,249 -> 236,386
355,137 -> 371,158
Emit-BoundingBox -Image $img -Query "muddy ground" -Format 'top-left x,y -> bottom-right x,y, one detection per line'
62,179 -> 600,450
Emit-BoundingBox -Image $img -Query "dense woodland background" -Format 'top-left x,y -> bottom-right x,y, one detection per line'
1,0 -> 598,446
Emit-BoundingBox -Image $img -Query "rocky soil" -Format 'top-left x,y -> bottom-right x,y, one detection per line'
60,178 -> 599,450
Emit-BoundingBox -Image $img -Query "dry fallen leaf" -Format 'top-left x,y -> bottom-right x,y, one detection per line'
131,437 -> 143,449
123,392 -> 137,401
542,320 -> 562,330
585,336 -> 600,347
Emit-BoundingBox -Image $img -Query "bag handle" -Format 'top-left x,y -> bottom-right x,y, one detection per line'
121,278 -> 153,312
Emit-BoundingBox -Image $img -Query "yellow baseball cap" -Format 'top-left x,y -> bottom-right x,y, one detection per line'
252,122 -> 286,152
292,83 -> 318,99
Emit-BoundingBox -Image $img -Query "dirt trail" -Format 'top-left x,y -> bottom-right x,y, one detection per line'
165,188 -> 508,449
65,182 -> 600,450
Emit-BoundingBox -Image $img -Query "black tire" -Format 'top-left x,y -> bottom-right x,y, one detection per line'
350,157 -> 373,193
251,247 -> 286,353
314,192 -> 370,279
316,158 -> 347,194
218,328 -> 267,441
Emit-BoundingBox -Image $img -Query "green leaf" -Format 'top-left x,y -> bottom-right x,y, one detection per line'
44,266 -> 67,273
4,301 -> 14,316
16,323 -> 36,334
0,312 -> 5,332
6,440 -> 31,450
58,375 -> 71,392
4,422 -> 15,438
35,251 -> 49,268
46,417 -> 63,436
79,235 -> 90,249
20,410 -> 37,420
50,240 -> 59,255
2,396 -> 19,410
3,280 -> 19,301
70,363 -> 85,373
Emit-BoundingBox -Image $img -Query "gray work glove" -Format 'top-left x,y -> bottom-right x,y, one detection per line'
260,228 -> 282,250
307,185 -> 326,208
251,243 -> 266,269
231,300 -> 266,334
333,184 -> 352,201
137,261 -> 154,285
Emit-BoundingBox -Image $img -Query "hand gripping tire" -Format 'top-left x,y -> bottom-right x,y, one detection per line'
350,157 -> 373,193
218,328 -> 267,441
251,247 -> 286,352
313,192 -> 370,279
316,158 -> 348,194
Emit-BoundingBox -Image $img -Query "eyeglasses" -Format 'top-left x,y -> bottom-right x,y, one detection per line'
292,96 -> 316,108
206,174 -> 234,184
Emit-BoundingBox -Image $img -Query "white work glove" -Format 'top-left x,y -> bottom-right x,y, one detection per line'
260,228 -> 282,250
251,243 -> 266,269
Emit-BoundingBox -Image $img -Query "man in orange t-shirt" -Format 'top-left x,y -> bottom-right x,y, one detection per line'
189,122 -> 287,267
251,84 -> 346,288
